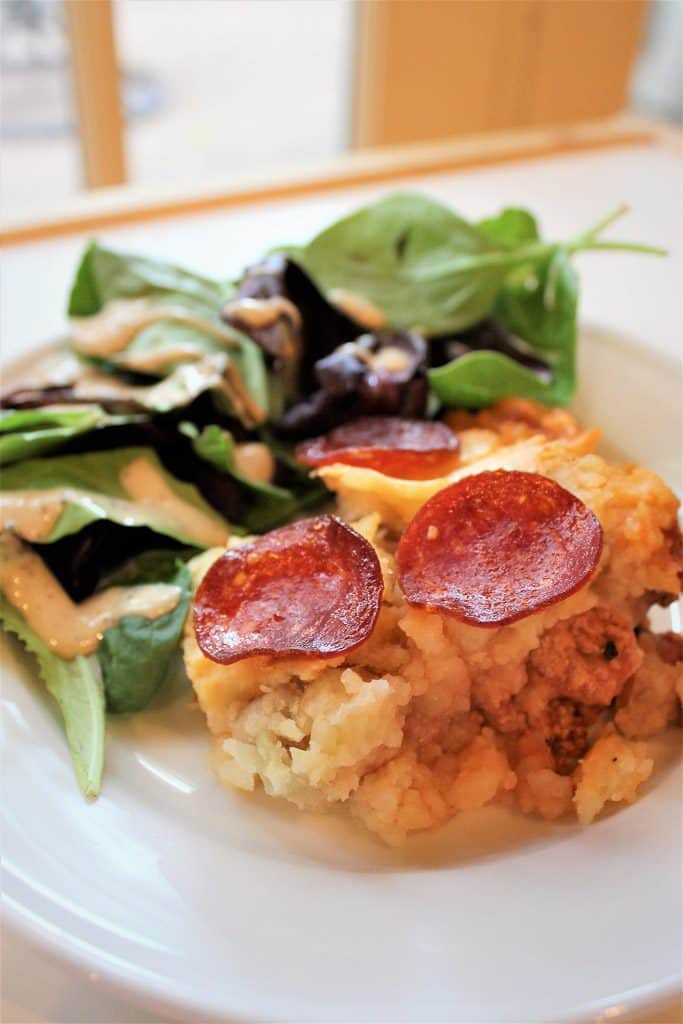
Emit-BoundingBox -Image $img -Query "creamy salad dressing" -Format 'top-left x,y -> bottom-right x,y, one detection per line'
70,298 -> 240,358
233,442 -> 276,484
113,344 -> 207,374
223,296 -> 302,330
369,345 -> 412,374
329,289 -> 386,330
67,355 -> 226,410
15,350 -> 83,389
69,352 -> 265,427
0,457 -> 230,548
0,535 -> 180,659
0,492 -> 66,542
119,456 -> 230,546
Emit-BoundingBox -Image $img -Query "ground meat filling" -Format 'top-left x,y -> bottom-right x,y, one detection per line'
615,630 -> 683,739
528,606 -> 642,706
545,698 -> 605,775
654,631 -> 683,665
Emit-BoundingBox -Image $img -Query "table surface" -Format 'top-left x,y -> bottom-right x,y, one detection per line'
2,136 -> 682,1024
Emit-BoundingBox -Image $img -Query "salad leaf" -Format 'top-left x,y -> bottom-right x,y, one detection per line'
290,193 -> 506,335
97,551 -> 192,714
477,207 -> 540,248
37,520 -> 189,603
282,195 -> 663,407
0,404 -> 141,465
68,241 -> 229,316
1,447 -> 230,547
0,595 -> 105,798
2,358 -> 264,419
186,423 -> 327,531
114,315 -> 270,419
429,248 -> 578,407
225,255 -> 361,396
67,243 -> 270,426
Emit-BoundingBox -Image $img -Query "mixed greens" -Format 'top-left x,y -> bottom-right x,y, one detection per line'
0,193 -> 662,796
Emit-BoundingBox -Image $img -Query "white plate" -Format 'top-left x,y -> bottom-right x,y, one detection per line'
2,330 -> 681,1024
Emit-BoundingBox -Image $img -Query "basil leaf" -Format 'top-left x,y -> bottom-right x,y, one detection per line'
0,595 -> 105,798
477,207 -> 540,248
97,554 -> 192,714
429,248 -> 578,407
1,447 -> 230,547
0,404 -> 142,465
291,193 -> 507,335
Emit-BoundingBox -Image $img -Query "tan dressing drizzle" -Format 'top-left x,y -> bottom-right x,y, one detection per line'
0,492 -> 65,542
0,536 -> 180,659
70,357 -> 226,409
232,442 -> 276,484
223,296 -> 302,330
1,459 -> 229,548
114,344 -> 206,374
329,289 -> 386,330
68,355 -> 264,428
70,299 -> 240,358
119,456 -> 230,547
370,345 -> 412,373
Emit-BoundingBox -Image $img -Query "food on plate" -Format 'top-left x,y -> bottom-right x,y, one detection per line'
193,515 -> 383,665
296,416 -> 460,479
396,470 -> 603,625
184,407 -> 681,843
1,192 -> 679,845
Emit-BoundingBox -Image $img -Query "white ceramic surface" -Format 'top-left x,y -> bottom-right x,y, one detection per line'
1,329 -> 681,1024
2,144 -> 683,1022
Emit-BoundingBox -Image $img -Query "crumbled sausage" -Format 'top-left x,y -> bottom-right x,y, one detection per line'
615,630 -> 682,739
446,397 -> 580,443
546,698 -> 604,775
653,631 -> 683,665
528,606 -> 642,705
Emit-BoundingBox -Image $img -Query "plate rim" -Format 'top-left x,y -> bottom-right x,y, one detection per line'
2,330 -> 682,1024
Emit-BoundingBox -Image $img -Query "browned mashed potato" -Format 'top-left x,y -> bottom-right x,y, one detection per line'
183,402 -> 682,844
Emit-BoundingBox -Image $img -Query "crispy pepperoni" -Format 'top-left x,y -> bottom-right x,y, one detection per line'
397,470 -> 603,627
193,514 -> 383,665
295,416 -> 460,479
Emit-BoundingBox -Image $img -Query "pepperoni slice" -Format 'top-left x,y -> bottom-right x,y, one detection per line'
397,470 -> 603,627
193,515 -> 383,665
296,416 -> 460,480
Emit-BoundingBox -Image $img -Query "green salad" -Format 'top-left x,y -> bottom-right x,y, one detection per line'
0,193 -> 662,796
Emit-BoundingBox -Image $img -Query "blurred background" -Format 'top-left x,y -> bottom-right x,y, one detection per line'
1,0 -> 681,218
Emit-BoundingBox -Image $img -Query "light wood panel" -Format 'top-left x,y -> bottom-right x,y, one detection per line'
0,115 -> 662,246
527,1 -> 649,125
65,0 -> 127,188
353,0 -> 649,148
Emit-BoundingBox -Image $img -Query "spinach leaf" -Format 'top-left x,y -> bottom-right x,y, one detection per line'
291,193 -> 506,335
284,196 -> 663,407
185,423 -> 327,532
0,404 -> 141,465
477,207 -> 540,248
69,241 -> 229,315
1,447 -> 230,547
0,595 -> 105,798
429,248 -> 578,407
96,552 -> 192,714
67,243 -> 269,426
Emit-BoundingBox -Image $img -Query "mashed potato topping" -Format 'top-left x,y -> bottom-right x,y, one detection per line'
183,404 -> 682,843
